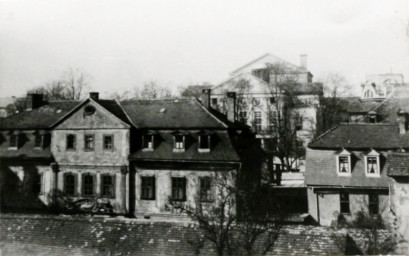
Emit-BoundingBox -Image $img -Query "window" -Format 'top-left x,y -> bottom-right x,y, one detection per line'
84,135 -> 94,150
338,157 -> 350,173
66,134 -> 76,150
35,134 -> 43,148
365,150 -> 380,177
337,149 -> 351,176
174,135 -> 184,150
295,116 -> 303,130
84,105 -> 96,116
9,134 -> 17,148
239,111 -> 248,123
101,175 -> 115,198
200,177 -> 212,202
369,114 -> 377,123
32,173 -> 43,195
82,174 -> 94,196
211,98 -> 218,105
254,111 -> 262,132
103,135 -> 113,150
366,157 -> 378,175
368,193 -> 379,215
199,135 -> 210,152
340,192 -> 350,214
64,173 -> 75,196
269,111 -> 277,132
143,135 -> 154,150
141,176 -> 155,200
171,177 -> 186,201
270,97 -> 276,104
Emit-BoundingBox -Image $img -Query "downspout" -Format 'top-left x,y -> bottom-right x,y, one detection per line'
316,192 -> 320,225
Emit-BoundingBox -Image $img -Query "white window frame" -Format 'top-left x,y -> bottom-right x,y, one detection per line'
364,149 -> 380,177
336,149 -> 351,176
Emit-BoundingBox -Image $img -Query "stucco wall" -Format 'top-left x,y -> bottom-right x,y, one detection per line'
389,177 -> 409,254
306,148 -> 389,187
307,188 -> 390,227
52,129 -> 129,166
56,165 -> 127,213
133,168 -> 235,216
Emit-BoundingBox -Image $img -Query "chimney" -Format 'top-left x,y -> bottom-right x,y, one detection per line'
89,92 -> 99,100
26,93 -> 44,111
300,54 -> 308,70
226,92 -> 236,123
201,89 -> 211,109
397,110 -> 408,134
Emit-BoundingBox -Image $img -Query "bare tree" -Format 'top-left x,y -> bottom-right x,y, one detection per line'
167,171 -> 282,256
135,81 -> 172,99
63,68 -> 91,100
315,73 -> 351,136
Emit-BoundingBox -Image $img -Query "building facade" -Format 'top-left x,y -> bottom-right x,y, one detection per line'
0,93 -> 259,219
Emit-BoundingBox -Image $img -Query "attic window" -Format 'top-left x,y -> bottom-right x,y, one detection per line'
143,135 -> 154,151
368,112 -> 377,123
174,135 -> 185,152
35,133 -> 43,148
9,133 -> 18,149
365,149 -> 380,177
84,105 -> 96,116
336,149 -> 351,176
199,135 -> 211,153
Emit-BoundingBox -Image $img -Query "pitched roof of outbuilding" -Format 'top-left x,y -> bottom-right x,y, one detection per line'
308,123 -> 409,149
120,98 -> 227,129
386,152 -> 409,176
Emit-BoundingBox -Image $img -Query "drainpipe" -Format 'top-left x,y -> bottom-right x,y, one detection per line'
316,192 -> 320,225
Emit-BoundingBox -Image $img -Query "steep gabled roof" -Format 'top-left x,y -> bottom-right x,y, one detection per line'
309,123 -> 409,149
386,152 -> 409,176
120,98 -> 228,129
0,101 -> 81,130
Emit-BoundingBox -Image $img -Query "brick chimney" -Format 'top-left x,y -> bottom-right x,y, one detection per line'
89,92 -> 99,100
300,54 -> 308,70
397,109 -> 408,134
201,89 -> 211,109
26,93 -> 44,111
226,92 -> 236,123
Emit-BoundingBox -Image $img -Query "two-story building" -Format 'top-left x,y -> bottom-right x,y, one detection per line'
0,93 -> 261,218
306,113 -> 409,226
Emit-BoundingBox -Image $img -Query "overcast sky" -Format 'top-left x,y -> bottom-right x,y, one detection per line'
0,0 -> 408,98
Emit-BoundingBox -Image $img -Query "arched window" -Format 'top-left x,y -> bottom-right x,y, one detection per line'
364,89 -> 373,98
82,174 -> 94,196
64,173 -> 76,196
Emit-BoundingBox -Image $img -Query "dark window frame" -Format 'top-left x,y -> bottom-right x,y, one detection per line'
84,134 -> 94,150
340,192 -> 350,214
200,177 -> 212,202
82,173 -> 94,196
34,134 -> 43,148
211,98 -> 218,106
141,176 -> 155,200
64,173 -> 76,196
199,135 -> 210,150
66,134 -> 76,150
254,111 -> 262,132
174,135 -> 185,150
101,174 -> 115,198
32,173 -> 43,195
9,134 -> 18,148
143,135 -> 154,150
368,193 -> 379,215
103,134 -> 114,150
171,177 -> 186,201
338,156 -> 350,173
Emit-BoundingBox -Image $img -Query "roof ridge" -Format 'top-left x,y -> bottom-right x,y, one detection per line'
192,97 -> 228,128
122,98 -> 189,102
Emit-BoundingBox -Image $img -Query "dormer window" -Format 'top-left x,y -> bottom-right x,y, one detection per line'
174,135 -> 184,150
8,131 -> 19,149
365,149 -> 380,177
368,111 -> 377,123
35,134 -> 42,148
336,149 -> 351,176
143,135 -> 154,151
199,135 -> 211,153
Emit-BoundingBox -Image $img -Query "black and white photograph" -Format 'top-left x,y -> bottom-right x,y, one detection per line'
0,0 -> 408,255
